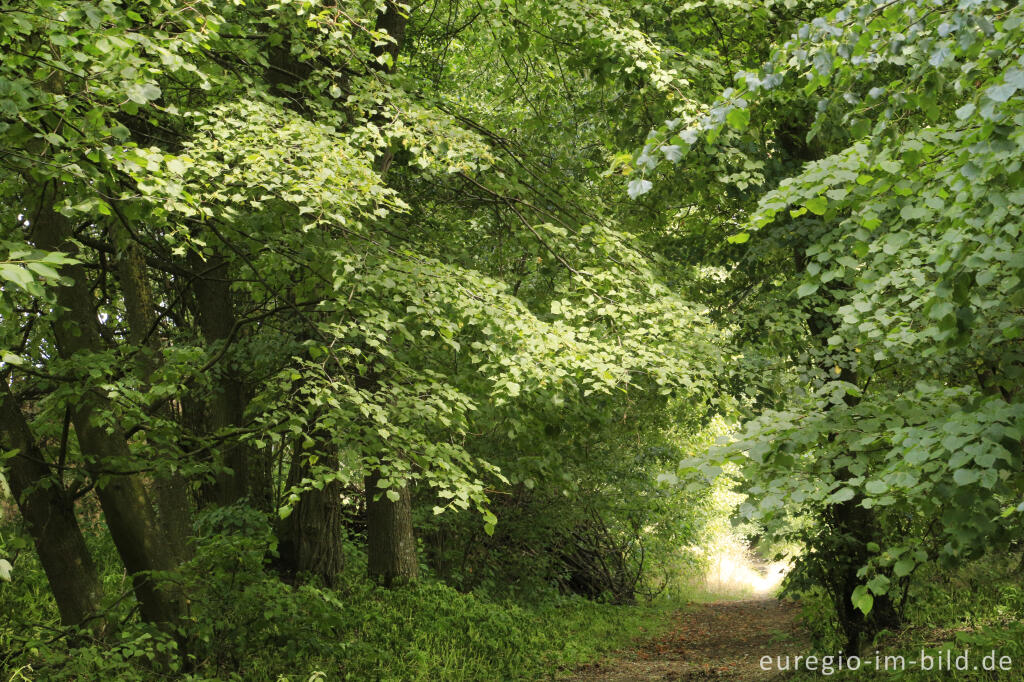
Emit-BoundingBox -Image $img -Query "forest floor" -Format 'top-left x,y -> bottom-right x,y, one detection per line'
565,597 -> 810,681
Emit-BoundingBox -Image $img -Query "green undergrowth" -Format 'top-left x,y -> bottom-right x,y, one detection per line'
0,508 -> 676,682
785,556 -> 1024,680
4,577 -> 674,681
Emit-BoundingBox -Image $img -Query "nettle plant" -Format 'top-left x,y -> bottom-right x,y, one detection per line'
636,0 -> 1024,638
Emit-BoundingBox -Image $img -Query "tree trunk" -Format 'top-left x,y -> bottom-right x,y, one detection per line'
30,184 -> 183,626
371,1 -> 408,74
117,238 -> 192,564
248,444 -> 275,514
369,1 -> 409,174
357,0 -> 416,589
277,446 -> 344,587
805,303 -> 899,652
365,469 -> 418,586
188,251 -> 250,506
827,499 -> 900,652
0,382 -> 104,628
775,117 -> 899,653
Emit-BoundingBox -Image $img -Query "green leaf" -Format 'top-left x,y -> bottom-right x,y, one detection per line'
893,559 -> 915,577
953,468 -> 979,486
867,574 -> 890,595
955,102 -> 976,120
986,83 -> 1017,103
0,264 -> 33,290
852,585 -> 874,615
627,178 -> 653,199
386,489 -> 401,503
796,282 -> 819,298
26,262 -> 60,279
900,205 -> 928,221
126,82 -> 162,105
482,510 -> 497,537
828,487 -> 856,503
864,480 -> 887,495
804,196 -> 828,215
726,107 -> 750,131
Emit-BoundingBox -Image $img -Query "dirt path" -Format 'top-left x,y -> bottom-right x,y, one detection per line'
567,598 -> 811,681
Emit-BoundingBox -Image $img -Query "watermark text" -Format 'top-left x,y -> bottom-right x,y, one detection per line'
760,650 -> 1013,675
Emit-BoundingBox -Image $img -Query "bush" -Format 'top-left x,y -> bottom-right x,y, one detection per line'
2,505 -> 669,681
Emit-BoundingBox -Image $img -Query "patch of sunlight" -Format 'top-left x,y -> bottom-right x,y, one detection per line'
685,539 -> 789,601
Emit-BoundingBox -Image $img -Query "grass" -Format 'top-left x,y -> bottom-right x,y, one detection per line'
1,538 -> 680,682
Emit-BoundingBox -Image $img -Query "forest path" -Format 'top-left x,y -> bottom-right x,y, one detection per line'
566,598 -> 810,681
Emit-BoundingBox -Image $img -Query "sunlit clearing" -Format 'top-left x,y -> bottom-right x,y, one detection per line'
686,538 -> 789,600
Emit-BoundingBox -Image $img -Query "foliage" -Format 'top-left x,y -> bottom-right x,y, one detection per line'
0,506 -> 672,681
2,0 -> 1024,674
417,407 -> 736,604
630,0 -> 1024,648
789,557 -> 1024,680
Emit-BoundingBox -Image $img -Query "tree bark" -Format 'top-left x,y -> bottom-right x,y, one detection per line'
826,495 -> 900,652
777,119 -> 899,653
277,445 -> 344,587
805,301 -> 899,652
29,184 -> 183,626
360,1 -> 417,588
117,238 -> 192,563
365,469 -> 418,586
0,382 -> 104,628
371,1 -> 408,75
369,1 -> 409,174
188,251 -> 250,506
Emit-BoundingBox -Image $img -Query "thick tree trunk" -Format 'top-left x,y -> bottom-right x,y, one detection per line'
277,446 -> 344,587
365,469 -> 418,586
0,383 -> 104,628
775,119 -> 899,653
369,1 -> 409,174
30,184 -> 183,626
188,252 -> 250,506
805,303 -> 899,652
248,444 -> 275,514
117,239 -> 192,563
827,499 -> 900,652
371,1 -> 408,74
359,2 -> 416,588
